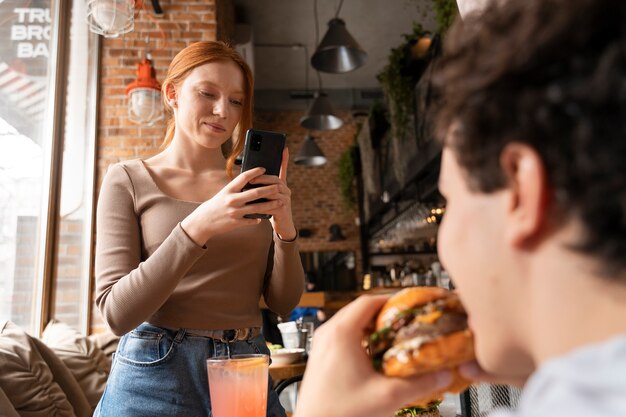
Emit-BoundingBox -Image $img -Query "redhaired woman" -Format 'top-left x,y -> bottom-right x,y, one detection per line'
94,41 -> 304,416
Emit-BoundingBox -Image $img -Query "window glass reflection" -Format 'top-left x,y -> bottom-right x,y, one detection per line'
0,0 -> 54,333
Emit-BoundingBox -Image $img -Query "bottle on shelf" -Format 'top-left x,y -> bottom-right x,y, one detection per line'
362,273 -> 372,290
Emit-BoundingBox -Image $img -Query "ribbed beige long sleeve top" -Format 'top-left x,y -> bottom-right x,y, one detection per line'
95,160 -> 305,336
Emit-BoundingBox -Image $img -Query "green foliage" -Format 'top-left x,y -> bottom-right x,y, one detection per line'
368,100 -> 387,119
408,0 -> 459,35
432,0 -> 458,33
393,399 -> 442,417
338,144 -> 358,209
377,0 -> 458,142
368,100 -> 390,143
377,22 -> 427,141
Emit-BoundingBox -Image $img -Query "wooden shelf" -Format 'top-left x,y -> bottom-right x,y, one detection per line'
298,288 -> 402,310
261,288 -> 406,311
296,292 -> 326,308
369,250 -> 437,257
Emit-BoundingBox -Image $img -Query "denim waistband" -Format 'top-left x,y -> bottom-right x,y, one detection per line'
180,327 -> 261,342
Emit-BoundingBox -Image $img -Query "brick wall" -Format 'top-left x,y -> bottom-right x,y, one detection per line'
54,219 -> 84,330
254,111 -> 360,249
96,0 -> 221,185
254,111 -> 363,283
11,218 -> 86,332
11,216 -> 37,329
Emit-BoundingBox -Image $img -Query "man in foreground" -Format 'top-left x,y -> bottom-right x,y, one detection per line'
294,0 -> 626,415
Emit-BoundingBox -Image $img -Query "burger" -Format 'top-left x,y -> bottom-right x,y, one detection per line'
367,287 -> 475,407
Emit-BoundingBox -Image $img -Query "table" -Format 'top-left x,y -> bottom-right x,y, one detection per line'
270,361 -> 306,417
269,361 -> 306,382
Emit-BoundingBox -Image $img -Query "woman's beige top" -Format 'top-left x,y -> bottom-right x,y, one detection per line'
95,160 -> 305,336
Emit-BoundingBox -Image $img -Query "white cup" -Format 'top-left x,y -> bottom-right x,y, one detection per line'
281,331 -> 302,349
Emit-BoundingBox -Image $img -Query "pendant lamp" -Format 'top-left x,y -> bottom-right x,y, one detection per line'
311,17 -> 368,73
295,135 -> 327,166
86,0 -> 136,38
126,56 -> 164,125
299,91 -> 343,131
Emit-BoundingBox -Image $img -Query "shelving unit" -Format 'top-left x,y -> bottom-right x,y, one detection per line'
368,250 -> 437,257
363,195 -> 442,271
353,52 -> 445,283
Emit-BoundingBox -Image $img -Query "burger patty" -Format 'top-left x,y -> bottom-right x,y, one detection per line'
394,312 -> 468,345
369,295 -> 468,361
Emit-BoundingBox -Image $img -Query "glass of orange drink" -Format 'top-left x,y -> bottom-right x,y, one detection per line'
207,354 -> 269,417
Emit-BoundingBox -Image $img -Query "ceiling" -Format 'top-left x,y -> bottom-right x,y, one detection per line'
233,0 -> 438,111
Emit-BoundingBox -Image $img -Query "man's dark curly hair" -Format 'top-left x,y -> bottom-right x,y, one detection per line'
434,0 -> 626,277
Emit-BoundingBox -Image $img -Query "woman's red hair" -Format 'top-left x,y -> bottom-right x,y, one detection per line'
161,41 -> 253,178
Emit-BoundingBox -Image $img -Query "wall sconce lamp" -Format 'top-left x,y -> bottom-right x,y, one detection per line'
311,0 -> 367,73
126,55 -> 164,125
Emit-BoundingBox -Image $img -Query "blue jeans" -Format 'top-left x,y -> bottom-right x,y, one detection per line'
94,323 -> 286,417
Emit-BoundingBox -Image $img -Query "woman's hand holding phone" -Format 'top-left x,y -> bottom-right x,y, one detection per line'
180,166 -> 288,246
247,147 -> 297,241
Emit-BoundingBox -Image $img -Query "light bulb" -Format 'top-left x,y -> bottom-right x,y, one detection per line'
128,88 -> 163,125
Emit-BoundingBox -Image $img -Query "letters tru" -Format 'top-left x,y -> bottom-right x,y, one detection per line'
11,7 -> 52,59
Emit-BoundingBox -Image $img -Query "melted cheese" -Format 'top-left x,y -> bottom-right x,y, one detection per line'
416,310 -> 442,324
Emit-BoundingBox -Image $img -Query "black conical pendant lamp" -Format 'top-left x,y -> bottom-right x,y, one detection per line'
299,91 -> 343,131
311,0 -> 367,73
311,18 -> 368,73
295,135 -> 327,166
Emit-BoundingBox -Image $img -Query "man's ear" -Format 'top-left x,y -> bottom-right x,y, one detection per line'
500,143 -> 550,247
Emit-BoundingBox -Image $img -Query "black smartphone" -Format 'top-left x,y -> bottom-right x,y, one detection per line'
240,128 -> 286,219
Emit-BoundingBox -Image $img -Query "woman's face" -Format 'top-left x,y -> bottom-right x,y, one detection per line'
437,146 -> 530,375
173,60 -> 245,149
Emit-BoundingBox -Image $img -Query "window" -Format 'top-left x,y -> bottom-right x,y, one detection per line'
0,0 -> 99,335
52,1 -> 100,333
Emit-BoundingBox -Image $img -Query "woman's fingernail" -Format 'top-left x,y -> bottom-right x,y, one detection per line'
436,371 -> 453,389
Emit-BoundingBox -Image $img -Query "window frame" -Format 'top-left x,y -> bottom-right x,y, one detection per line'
30,0 -> 100,336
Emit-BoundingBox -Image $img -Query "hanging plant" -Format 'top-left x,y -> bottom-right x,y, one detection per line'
338,143 -> 359,209
377,22 -> 429,141
368,100 -> 389,149
409,0 -> 459,35
432,0 -> 458,34
376,0 -> 457,142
